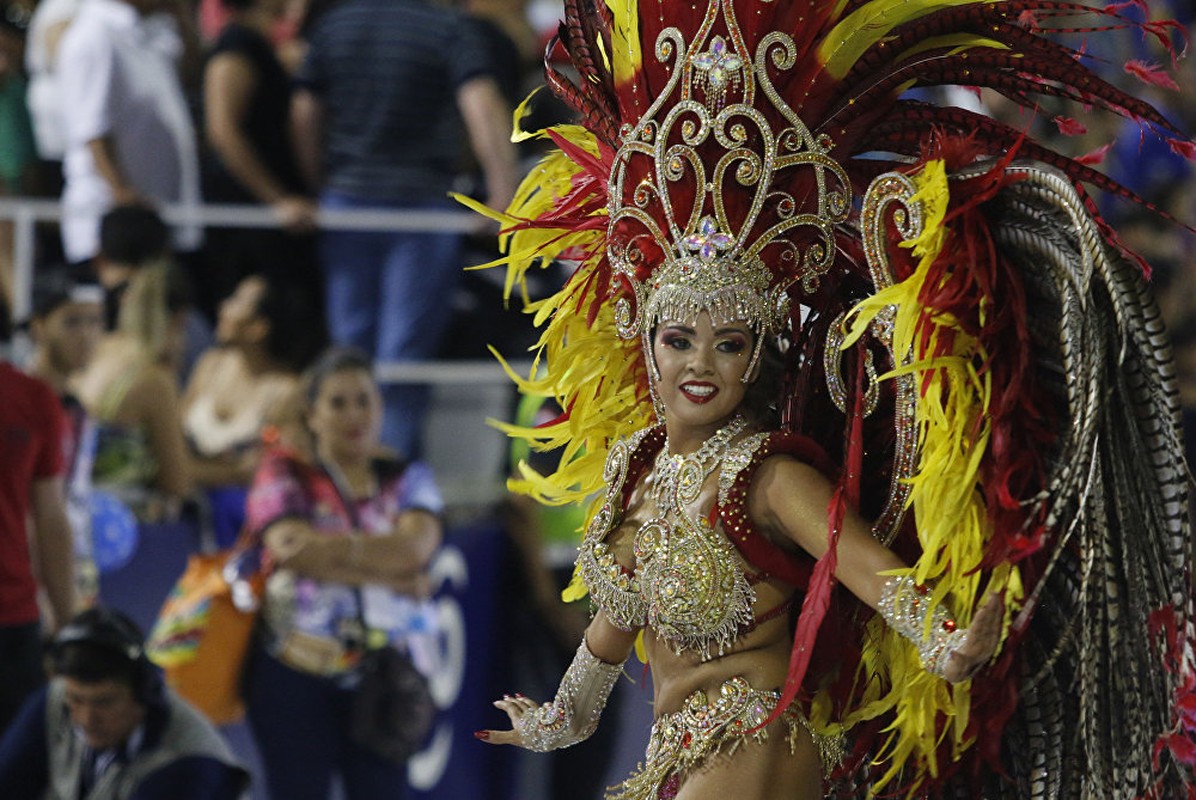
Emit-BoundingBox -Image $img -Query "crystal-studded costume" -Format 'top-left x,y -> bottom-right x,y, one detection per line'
467,0 -> 1196,796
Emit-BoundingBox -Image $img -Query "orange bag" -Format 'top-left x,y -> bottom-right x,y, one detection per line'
146,548 -> 263,725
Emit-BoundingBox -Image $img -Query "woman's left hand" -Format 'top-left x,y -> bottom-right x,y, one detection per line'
939,592 -> 1004,683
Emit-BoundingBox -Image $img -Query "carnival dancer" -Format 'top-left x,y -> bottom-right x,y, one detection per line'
469,0 -> 1196,797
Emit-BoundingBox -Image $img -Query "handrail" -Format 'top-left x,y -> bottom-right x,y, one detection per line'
0,197 -> 528,376
0,197 -> 483,324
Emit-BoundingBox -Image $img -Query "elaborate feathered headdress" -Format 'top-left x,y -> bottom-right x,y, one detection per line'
463,0 -> 1196,794
604,0 -> 851,377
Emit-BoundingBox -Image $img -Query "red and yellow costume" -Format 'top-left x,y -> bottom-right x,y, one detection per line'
464,0 -> 1196,795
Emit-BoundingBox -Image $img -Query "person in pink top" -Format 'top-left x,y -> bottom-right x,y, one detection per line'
241,347 -> 443,799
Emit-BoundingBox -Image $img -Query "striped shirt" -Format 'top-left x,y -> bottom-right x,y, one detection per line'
296,0 -> 496,200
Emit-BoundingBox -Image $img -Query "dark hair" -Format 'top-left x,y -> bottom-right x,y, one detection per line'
49,608 -> 159,703
163,261 -> 195,316
0,2 -> 31,38
30,268 -> 104,321
252,275 -> 329,372
741,336 -> 784,430
302,346 -> 376,408
99,205 -> 170,267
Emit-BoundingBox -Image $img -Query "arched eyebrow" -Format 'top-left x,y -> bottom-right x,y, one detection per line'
659,323 -> 696,334
713,325 -> 751,336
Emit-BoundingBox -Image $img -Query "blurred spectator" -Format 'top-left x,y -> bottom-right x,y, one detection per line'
182,272 -> 326,546
91,204 -> 213,377
0,0 -> 36,321
91,203 -> 174,330
23,0 -> 80,163
55,0 -> 202,266
0,307 -> 76,731
0,607 -> 249,798
72,211 -> 196,520
290,0 -> 517,458
25,271 -> 106,609
200,0 -> 322,324
242,347 -> 442,800
459,0 -> 534,107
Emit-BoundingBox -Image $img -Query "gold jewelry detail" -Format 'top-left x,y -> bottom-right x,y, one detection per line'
608,676 -> 843,800
878,575 -> 968,678
638,415 -> 755,658
518,638 -> 623,752
825,171 -> 924,545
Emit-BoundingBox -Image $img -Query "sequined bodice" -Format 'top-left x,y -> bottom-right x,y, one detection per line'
578,423 -> 770,658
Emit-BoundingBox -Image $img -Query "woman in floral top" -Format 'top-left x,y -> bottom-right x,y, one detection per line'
242,347 -> 442,800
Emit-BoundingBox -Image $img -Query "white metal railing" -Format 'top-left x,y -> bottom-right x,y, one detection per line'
0,197 -> 533,379
0,197 -> 534,511
0,197 -> 483,322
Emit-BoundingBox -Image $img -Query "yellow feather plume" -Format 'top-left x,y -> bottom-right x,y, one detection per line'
835,159 -> 1021,793
460,115 -> 654,607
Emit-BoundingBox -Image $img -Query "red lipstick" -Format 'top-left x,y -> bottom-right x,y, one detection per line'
679,381 -> 718,404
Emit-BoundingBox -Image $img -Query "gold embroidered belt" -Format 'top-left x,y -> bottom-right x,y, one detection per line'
606,676 -> 842,800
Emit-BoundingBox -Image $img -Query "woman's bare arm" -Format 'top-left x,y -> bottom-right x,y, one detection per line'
750,456 -> 904,609
263,510 -> 442,594
750,455 -> 1002,681
205,52 -> 315,230
483,610 -> 636,747
130,365 -> 193,500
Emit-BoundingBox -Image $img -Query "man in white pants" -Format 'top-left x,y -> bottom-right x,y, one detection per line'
54,0 -> 201,266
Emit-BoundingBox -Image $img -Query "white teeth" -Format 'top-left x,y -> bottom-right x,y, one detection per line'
683,384 -> 715,396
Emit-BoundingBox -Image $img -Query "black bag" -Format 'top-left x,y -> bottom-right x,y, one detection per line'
349,645 -> 436,764
319,457 -> 437,764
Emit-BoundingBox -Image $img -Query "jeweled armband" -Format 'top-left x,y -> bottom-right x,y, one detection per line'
878,575 -> 968,679
517,638 -> 622,752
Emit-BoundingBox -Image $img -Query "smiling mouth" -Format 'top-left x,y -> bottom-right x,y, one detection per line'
680,382 -> 718,404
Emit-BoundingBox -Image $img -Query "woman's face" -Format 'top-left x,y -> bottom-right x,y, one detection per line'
215,276 -> 266,345
307,368 -> 382,462
652,311 -> 754,440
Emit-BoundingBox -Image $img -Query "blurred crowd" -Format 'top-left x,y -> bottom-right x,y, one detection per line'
0,0 -> 1192,798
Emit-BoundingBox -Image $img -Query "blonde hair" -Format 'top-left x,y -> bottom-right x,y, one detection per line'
116,259 -> 174,357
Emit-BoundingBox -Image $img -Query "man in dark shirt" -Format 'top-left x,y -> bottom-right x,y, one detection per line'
291,0 -> 517,459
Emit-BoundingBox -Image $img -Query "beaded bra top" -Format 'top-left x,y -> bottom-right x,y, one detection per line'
578,417 -> 772,659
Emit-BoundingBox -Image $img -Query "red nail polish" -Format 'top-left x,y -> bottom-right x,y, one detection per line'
515,693 -> 524,698
474,730 -> 490,741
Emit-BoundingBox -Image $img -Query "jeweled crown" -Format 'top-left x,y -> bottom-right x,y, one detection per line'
607,0 -> 851,345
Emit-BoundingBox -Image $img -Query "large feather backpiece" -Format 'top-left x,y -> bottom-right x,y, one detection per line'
841,156 -> 1194,797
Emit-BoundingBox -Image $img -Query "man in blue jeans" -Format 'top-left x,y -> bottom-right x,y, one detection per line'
291,0 -> 517,459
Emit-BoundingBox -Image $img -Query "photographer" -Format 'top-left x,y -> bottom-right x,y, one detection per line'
0,607 -> 248,799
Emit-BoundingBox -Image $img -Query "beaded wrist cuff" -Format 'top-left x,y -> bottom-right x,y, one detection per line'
877,575 -> 968,679
518,638 -> 622,752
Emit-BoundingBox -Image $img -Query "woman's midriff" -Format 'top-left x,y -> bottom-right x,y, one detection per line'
644,610 -> 794,716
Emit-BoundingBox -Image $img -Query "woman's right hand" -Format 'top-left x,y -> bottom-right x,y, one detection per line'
476,694 -> 543,746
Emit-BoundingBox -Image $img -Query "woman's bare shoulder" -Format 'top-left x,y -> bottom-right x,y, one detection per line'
746,450 -> 830,501
747,453 -> 835,536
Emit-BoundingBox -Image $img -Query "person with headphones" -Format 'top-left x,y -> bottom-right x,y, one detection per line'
0,607 -> 249,799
